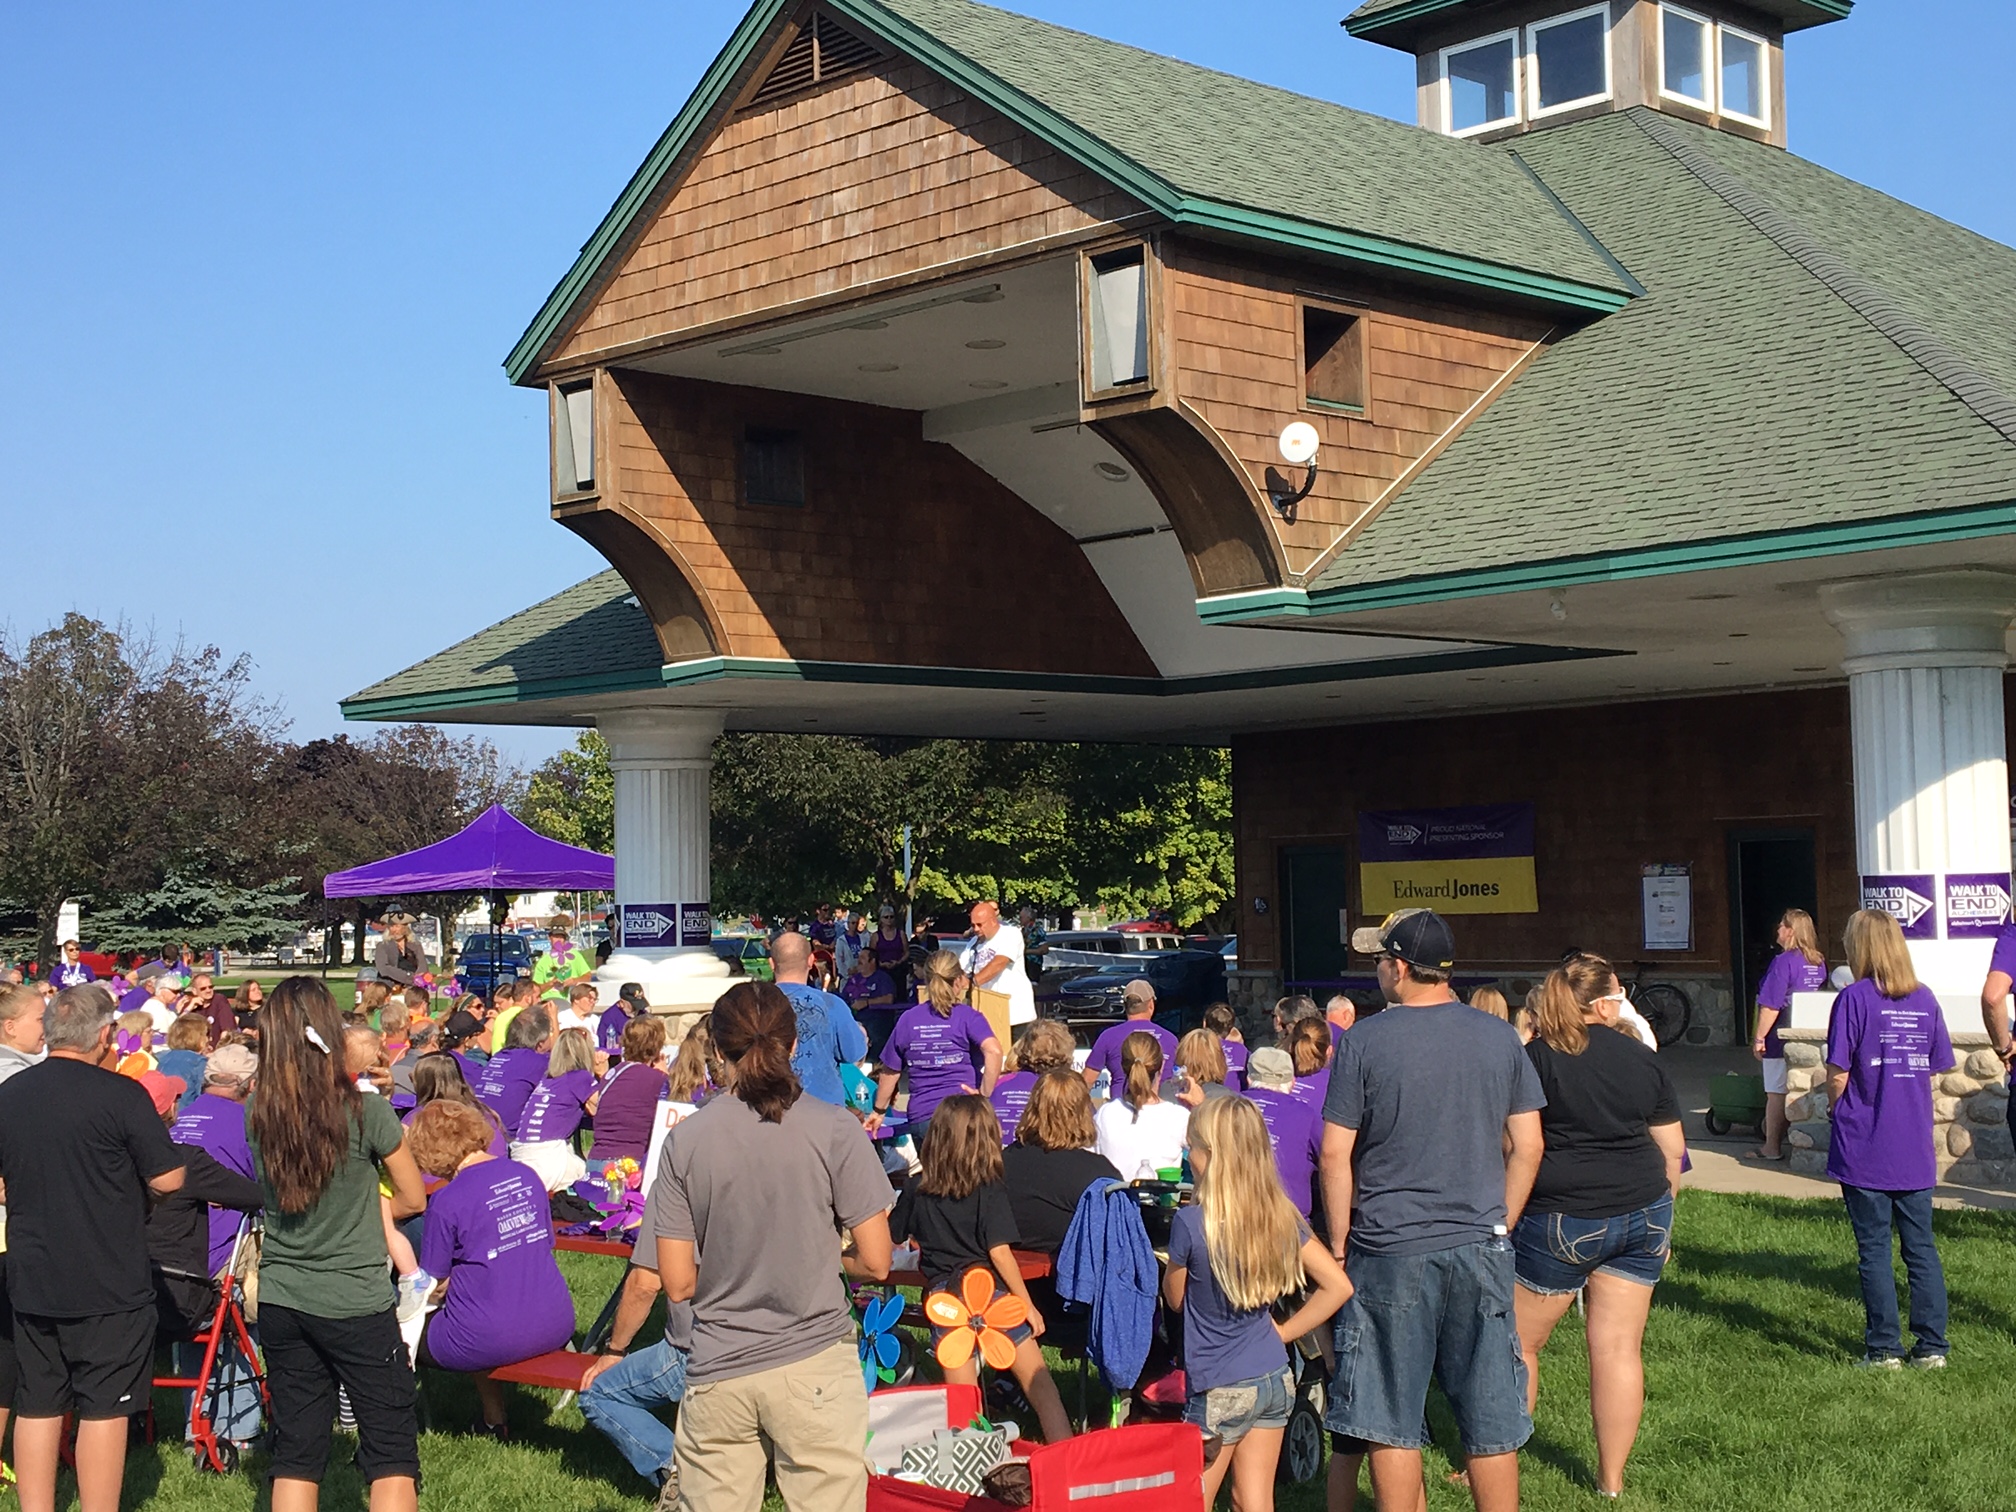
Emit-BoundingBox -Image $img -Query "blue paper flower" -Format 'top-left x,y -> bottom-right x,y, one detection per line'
859,1291 -> 904,1392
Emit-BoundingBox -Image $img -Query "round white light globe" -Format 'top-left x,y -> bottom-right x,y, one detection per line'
1279,421 -> 1320,466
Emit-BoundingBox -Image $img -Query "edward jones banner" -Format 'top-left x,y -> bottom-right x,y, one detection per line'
1358,804 -> 1539,915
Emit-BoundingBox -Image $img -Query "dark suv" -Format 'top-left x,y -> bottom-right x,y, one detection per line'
1037,930 -> 1227,1041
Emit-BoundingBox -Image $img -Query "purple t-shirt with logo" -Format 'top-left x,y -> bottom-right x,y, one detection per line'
842,970 -> 895,1010
517,1068 -> 595,1143
51,961 -> 95,989
596,1004 -> 632,1055
172,1093 -> 257,1272
587,1062 -> 669,1164
1757,949 -> 1826,1057
1824,980 -> 1954,1192
1085,1020 -> 1179,1092
418,1158 -> 576,1372
1284,1066 -> 1330,1118
472,1047 -> 548,1134
881,1003 -> 995,1124
1220,1039 -> 1247,1093
990,1071 -> 1037,1143
1247,1086 -> 1323,1216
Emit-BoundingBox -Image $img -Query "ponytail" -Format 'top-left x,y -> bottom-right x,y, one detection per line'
711,980 -> 802,1123
1121,1030 -> 1163,1122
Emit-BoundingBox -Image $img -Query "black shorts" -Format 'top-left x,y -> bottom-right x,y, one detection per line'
0,1267 -> 19,1406
261,1303 -> 419,1485
14,1307 -> 155,1419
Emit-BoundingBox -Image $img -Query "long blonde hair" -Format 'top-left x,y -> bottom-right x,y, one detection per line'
548,1026 -> 594,1077
1174,1028 -> 1228,1086
921,949 -> 965,1017
1121,1030 -> 1164,1121
1782,908 -> 1824,968
1188,1096 -> 1305,1311
1845,909 -> 1919,998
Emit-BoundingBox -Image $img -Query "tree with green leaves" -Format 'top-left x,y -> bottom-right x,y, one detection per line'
519,731 -> 614,854
87,862 -> 305,952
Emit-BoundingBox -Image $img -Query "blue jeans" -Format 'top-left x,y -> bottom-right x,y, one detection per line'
1512,1196 -> 1673,1294
174,1328 -> 263,1445
579,1339 -> 689,1484
1840,1185 -> 1948,1358
1325,1236 -> 1531,1457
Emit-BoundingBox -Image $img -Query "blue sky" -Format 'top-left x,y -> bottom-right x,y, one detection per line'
4,1 -> 2008,768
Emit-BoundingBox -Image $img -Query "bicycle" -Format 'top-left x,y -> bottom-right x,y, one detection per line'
1623,962 -> 1693,1048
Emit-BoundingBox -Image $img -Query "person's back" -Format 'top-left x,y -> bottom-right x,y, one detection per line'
473,1044 -> 548,1131
775,980 -> 864,1106
1246,1083 -> 1322,1217
1525,1024 -> 1678,1216
1827,976 -> 1952,1192
418,1155 -> 574,1371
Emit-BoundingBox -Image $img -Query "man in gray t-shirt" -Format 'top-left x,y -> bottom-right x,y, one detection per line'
1319,909 -> 1544,1512
652,1085 -> 892,1510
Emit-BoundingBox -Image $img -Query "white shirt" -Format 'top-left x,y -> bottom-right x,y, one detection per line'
961,924 -> 1035,1026
553,1005 -> 593,1033
143,1000 -> 178,1035
1093,1097 -> 1190,1181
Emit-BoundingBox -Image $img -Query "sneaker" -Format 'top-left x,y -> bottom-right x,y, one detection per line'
653,1466 -> 682,1512
1907,1352 -> 1948,1370
395,1271 -> 435,1323
1853,1353 -> 1903,1370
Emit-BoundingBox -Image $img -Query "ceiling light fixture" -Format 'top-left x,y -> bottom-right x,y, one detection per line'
1094,462 -> 1129,482
965,339 -> 1006,350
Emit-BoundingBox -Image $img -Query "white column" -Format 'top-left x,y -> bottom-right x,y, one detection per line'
1822,570 -> 2016,1014
592,709 -> 733,1012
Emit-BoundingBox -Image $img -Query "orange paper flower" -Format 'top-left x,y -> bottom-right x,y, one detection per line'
925,1266 -> 1027,1370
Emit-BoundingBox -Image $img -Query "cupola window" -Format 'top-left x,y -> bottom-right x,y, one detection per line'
1528,6 -> 1611,118
1658,6 -> 1770,127
1441,30 -> 1519,135
1660,6 -> 1711,107
1719,24 -> 1768,124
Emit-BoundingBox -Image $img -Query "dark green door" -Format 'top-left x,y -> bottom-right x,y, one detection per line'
1281,846 -> 1350,986
1726,827 -> 1818,1033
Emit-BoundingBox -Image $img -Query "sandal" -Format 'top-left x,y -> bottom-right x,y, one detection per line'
1749,1149 -> 1787,1162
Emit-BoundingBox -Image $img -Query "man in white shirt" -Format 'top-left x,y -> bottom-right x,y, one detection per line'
960,901 -> 1035,1027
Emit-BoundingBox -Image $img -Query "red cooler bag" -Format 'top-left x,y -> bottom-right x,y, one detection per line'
868,1420 -> 1203,1511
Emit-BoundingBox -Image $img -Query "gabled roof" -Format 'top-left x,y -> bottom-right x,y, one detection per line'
1344,0 -> 1851,46
1292,107 -> 2016,612
505,0 -> 1637,382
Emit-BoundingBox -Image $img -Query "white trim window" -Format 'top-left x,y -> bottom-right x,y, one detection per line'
1718,20 -> 1770,126
1659,4 -> 1712,109
1440,28 -> 1520,136
1526,5 -> 1612,120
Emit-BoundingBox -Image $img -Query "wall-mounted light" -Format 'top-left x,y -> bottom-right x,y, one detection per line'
1268,421 -> 1320,523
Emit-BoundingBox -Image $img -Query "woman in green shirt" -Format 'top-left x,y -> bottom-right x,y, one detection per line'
248,978 -> 426,1512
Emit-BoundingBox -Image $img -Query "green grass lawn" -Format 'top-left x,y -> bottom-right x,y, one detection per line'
75,1190 -> 2016,1510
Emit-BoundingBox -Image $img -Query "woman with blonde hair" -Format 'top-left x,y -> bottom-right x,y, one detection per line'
1161,1027 -> 1232,1105
1469,986 -> 1509,1021
1825,909 -> 1954,1368
1166,1096 -> 1351,1510
1092,1031 -> 1189,1178
510,1026 -> 595,1191
1512,953 -> 1685,1499
1282,1015 -> 1332,1115
870,949 -> 1000,1151
1751,907 -> 1827,1162
991,1018 -> 1075,1143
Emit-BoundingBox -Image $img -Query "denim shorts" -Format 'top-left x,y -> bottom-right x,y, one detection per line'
1512,1195 -> 1672,1295
1184,1366 -> 1293,1445
1324,1236 -> 1531,1457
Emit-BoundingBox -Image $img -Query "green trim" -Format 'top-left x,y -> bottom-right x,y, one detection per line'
1346,0 -> 1849,41
340,643 -> 1620,723
503,0 -> 793,384
505,0 -> 1634,381
1201,499 -> 2016,623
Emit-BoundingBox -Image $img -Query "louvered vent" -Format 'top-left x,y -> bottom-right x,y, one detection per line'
748,12 -> 882,106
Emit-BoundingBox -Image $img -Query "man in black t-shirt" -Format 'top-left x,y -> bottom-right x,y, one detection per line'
0,986 -> 184,1512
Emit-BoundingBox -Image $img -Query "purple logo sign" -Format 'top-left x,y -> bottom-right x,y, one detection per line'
1944,873 -> 2013,939
621,903 -> 713,949
1860,875 -> 1938,940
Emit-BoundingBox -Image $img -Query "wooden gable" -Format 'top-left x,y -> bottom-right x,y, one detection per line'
543,48 -> 1146,373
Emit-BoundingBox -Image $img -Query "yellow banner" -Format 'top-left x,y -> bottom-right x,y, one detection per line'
1359,856 -> 1539,915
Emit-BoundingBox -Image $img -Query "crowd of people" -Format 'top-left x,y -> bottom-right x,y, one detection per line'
0,889 -> 1982,1511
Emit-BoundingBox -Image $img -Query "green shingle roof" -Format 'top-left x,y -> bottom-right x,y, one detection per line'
1344,0 -> 1851,45
1305,107 -> 2016,606
506,0 -> 1634,380
343,572 -> 662,715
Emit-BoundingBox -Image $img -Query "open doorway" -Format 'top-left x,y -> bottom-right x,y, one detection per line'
1725,827 -> 1818,1036
1280,845 -> 1350,988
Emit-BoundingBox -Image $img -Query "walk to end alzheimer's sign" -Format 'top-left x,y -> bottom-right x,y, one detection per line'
1358,804 -> 1538,915
619,903 -> 712,949
1856,874 -> 2012,941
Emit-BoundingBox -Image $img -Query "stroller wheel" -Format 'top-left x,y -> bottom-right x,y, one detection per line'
1278,1396 -> 1324,1484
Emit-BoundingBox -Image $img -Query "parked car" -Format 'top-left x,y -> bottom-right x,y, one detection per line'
456,933 -> 536,998
711,935 -> 773,981
1035,930 -> 1227,1041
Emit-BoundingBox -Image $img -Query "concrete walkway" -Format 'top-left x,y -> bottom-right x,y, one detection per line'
1662,1046 -> 2016,1212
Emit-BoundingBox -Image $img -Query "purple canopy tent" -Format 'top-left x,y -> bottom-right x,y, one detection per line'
323,805 -> 613,896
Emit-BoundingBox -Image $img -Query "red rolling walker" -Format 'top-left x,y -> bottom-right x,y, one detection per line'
154,1221 -> 269,1473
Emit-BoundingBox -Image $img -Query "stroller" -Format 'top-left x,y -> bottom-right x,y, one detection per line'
154,1217 -> 270,1473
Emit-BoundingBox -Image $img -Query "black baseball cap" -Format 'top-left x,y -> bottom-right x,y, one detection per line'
1351,909 -> 1456,972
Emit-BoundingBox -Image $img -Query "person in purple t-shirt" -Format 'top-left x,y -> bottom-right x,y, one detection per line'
1825,909 -> 1955,1368
597,984 -> 647,1057
1976,918 -> 2016,1155
408,1102 -> 576,1438
1243,1047 -> 1324,1216
169,1045 -> 260,1273
840,950 -> 897,1059
471,1006 -> 553,1133
868,950 -> 1000,1148
990,1019 -> 1077,1145
512,1028 -> 595,1191
1283,1016 -> 1333,1117
1203,1004 -> 1247,1092
1752,908 -> 1829,1163
1083,981 -> 1177,1095
50,941 -> 95,992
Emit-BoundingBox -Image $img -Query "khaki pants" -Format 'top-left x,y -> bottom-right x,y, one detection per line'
675,1337 -> 867,1512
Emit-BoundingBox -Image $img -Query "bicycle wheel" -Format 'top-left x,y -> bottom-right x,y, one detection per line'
1636,983 -> 1692,1048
